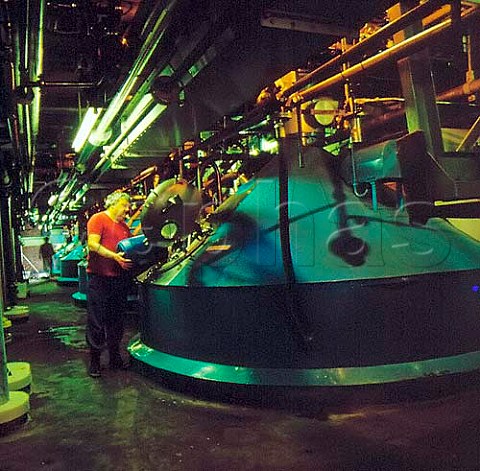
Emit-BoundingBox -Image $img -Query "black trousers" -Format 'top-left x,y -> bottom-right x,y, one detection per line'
86,274 -> 130,352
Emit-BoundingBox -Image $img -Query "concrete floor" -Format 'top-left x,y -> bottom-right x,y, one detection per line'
1,280 -> 480,470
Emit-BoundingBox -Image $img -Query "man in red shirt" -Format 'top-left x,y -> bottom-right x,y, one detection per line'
86,191 -> 133,377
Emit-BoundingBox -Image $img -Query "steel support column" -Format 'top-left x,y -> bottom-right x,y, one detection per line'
390,1 -> 444,158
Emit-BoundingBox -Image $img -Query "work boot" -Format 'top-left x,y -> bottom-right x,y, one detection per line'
109,350 -> 126,370
88,349 -> 101,378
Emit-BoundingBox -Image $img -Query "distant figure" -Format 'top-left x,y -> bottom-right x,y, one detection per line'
62,225 -> 73,244
39,237 -> 55,276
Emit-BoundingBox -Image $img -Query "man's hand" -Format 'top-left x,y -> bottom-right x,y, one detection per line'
114,252 -> 133,270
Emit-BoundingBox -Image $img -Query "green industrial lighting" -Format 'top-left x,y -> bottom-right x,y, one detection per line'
108,103 -> 167,165
72,107 -> 103,152
122,93 -> 154,132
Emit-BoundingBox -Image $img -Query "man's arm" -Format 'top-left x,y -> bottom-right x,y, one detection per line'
87,233 -> 132,270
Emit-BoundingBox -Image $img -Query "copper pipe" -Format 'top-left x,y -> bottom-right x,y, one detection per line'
363,76 -> 480,132
294,5 -> 480,104
130,166 -> 158,186
438,77 -> 480,100
278,0 -> 449,100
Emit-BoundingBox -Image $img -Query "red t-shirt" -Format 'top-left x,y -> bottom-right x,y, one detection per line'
87,211 -> 131,277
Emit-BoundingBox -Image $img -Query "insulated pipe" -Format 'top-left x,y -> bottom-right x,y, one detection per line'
293,4 -> 480,105
1,0 -> 22,162
55,0 -> 179,221
277,0 -> 449,100
5,0 -> 44,181
0,212 -> 9,406
83,0 -> 178,150
26,0 -> 45,190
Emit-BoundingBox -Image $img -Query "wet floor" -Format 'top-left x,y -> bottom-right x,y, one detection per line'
1,280 -> 480,470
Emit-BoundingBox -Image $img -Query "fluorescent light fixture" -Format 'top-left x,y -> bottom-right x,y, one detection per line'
122,93 -> 154,132
125,103 -> 166,144
72,107 -> 103,152
93,101 -> 167,172
109,103 -> 167,164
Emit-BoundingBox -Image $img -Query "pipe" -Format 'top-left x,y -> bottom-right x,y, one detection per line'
180,2 -> 473,161
130,166 -> 159,187
277,0 -> 449,100
3,0 -> 44,190
275,124 -> 314,346
26,0 -> 45,191
0,216 -> 9,407
276,126 -> 296,286
74,0 -> 179,181
359,76 -> 480,134
88,0 -> 179,144
438,77 -> 480,100
294,4 -> 480,104
201,160 -> 223,206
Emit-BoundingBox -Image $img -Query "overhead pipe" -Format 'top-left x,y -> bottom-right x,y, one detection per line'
178,3 -> 479,164
23,0 -> 45,194
8,3 -> 28,168
77,0 -> 179,164
357,76 -> 480,135
90,0 -> 231,177
18,0 -> 44,162
293,4 -> 480,104
277,0 -> 449,100
438,77 -> 480,101
1,1 -> 24,180
47,0 -> 180,224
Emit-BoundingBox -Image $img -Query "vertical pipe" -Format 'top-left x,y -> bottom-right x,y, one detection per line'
0,194 -> 17,306
275,122 -> 314,345
275,122 -> 295,285
0,213 -> 9,406
295,105 -> 304,168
